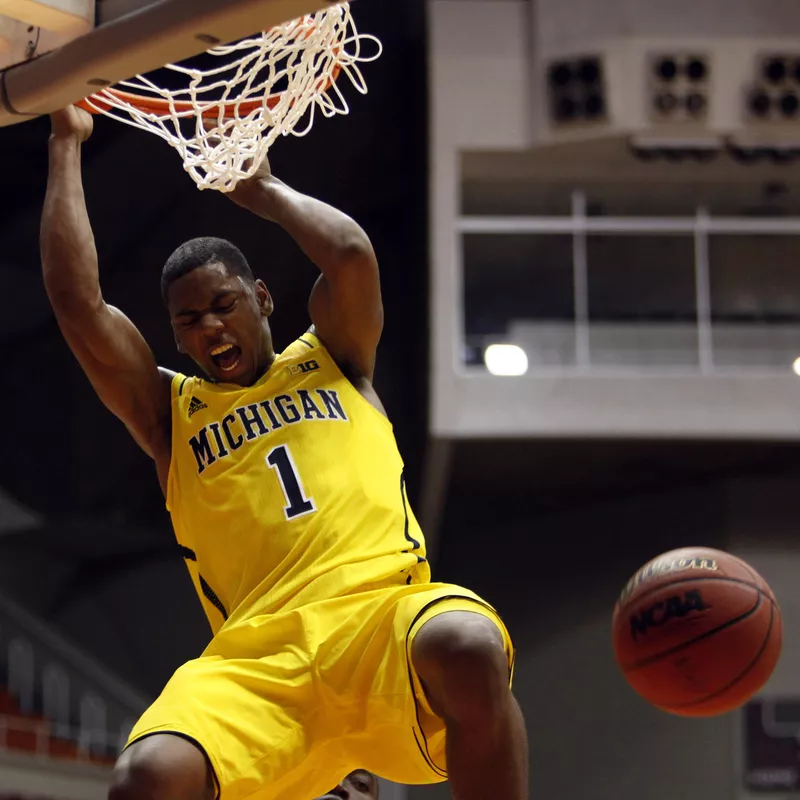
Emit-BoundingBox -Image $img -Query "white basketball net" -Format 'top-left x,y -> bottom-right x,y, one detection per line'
81,3 -> 381,192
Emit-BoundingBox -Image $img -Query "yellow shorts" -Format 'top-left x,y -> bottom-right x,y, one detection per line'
127,582 -> 514,800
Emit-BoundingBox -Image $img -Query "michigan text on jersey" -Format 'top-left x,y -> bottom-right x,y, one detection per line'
188,388 -> 348,474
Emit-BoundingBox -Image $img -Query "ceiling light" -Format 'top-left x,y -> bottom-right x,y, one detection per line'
485,344 -> 529,376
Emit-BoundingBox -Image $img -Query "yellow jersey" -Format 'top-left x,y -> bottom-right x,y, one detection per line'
166,331 -> 430,633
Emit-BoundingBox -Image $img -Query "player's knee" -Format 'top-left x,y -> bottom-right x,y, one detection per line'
109,735 -> 213,800
109,754 -> 170,800
413,611 -> 508,679
412,611 -> 510,723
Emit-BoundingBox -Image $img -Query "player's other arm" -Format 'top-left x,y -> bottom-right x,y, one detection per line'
228,158 -> 382,381
41,107 -> 172,459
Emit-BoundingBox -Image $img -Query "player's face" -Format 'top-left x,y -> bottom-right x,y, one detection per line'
317,770 -> 378,800
167,262 -> 274,386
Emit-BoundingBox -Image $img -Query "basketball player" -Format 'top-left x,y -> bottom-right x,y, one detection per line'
317,770 -> 379,800
41,105 -> 528,800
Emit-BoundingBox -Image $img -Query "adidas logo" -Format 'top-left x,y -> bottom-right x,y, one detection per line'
188,396 -> 208,418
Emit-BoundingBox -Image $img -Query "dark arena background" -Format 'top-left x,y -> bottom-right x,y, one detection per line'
2,0 -> 800,798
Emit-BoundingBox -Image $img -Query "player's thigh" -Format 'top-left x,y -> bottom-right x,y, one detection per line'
336,585 -> 515,784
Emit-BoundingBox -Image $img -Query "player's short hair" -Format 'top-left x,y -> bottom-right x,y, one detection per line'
161,237 -> 254,305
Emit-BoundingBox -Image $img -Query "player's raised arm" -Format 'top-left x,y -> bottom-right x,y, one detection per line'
41,107 -> 171,462
228,157 -> 383,381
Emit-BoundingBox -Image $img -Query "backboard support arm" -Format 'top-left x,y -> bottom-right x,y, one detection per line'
0,0 -> 339,126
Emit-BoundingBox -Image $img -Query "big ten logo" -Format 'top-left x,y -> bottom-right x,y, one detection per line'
288,360 -> 320,376
618,556 -> 717,605
629,590 -> 710,641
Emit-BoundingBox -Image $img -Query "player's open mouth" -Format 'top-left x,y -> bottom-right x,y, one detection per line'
210,343 -> 242,372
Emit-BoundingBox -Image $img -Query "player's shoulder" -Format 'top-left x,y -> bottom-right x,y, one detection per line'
281,327 -> 323,357
156,367 -> 178,404
273,327 -> 329,367
283,327 -> 380,398
159,367 -> 178,385
161,367 -> 200,401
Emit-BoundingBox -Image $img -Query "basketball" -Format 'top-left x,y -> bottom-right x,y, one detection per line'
612,547 -> 782,717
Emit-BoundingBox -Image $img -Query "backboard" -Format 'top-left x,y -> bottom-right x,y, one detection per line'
0,0 -> 336,126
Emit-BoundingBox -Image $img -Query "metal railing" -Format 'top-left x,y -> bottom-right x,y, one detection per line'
0,612 -> 139,765
0,712 -> 122,764
458,193 -> 800,375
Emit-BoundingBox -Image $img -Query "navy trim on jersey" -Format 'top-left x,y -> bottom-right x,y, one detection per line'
199,575 -> 228,621
179,545 -> 197,561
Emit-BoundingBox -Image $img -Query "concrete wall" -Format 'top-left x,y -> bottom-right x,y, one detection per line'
429,0 -> 800,440
0,749 -> 112,800
533,0 -> 800,54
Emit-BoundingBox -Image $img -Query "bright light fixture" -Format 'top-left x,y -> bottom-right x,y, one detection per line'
793,357 -> 800,377
485,344 -> 529,376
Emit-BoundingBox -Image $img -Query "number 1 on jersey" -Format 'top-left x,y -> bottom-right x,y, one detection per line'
266,445 -> 316,520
